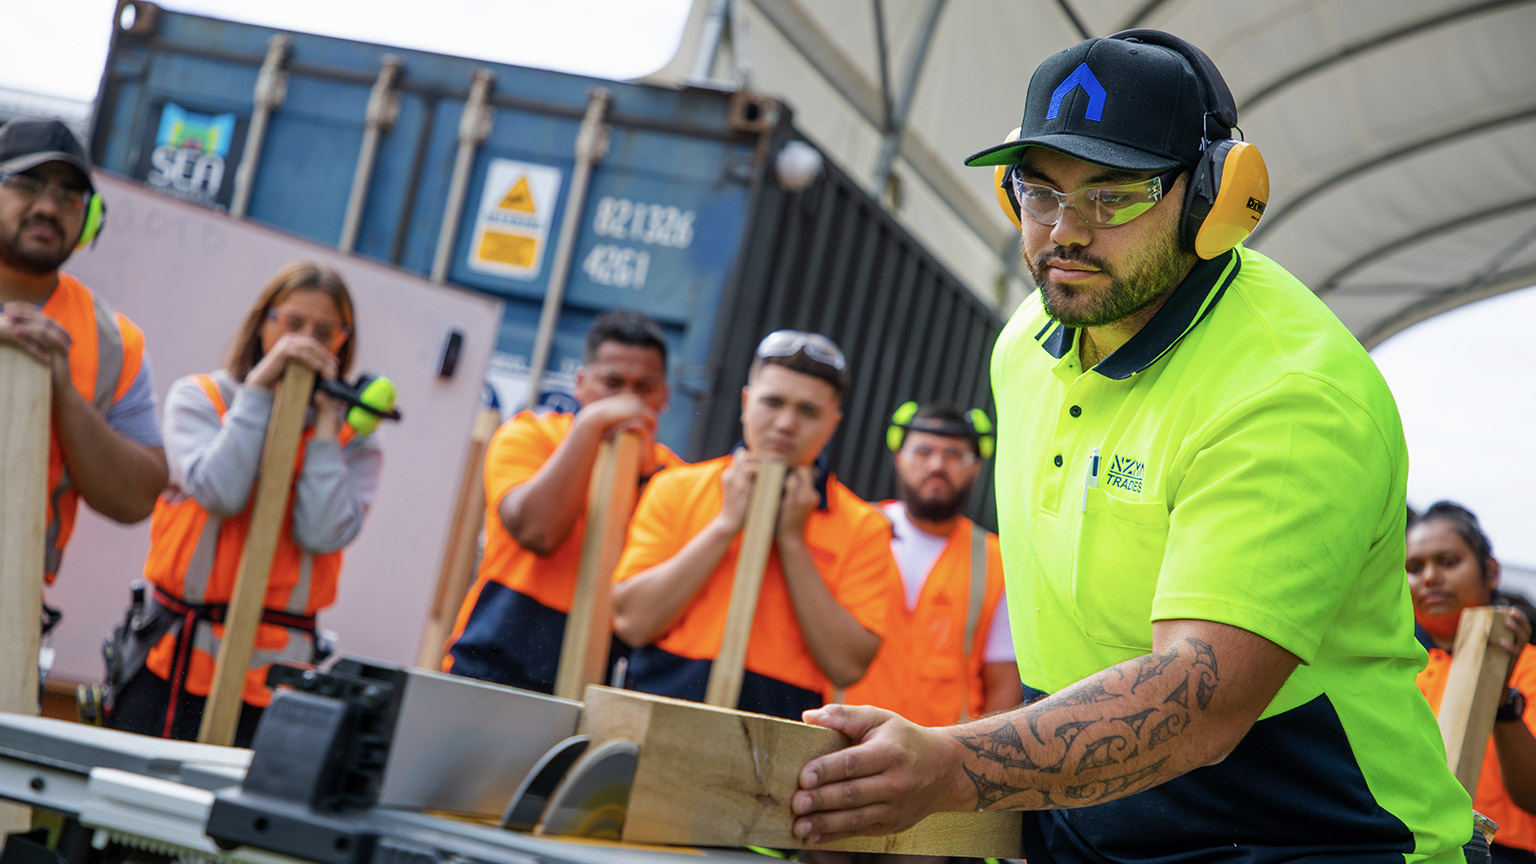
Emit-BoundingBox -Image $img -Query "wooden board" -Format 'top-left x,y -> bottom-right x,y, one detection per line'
0,345 -> 51,833
576,686 -> 1021,857
198,362 -> 315,745
704,460 -> 786,709
417,407 -> 503,669
556,430 -> 643,700
1438,605 -> 1516,794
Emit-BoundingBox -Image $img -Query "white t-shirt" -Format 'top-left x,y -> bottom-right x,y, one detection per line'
882,501 -> 1014,664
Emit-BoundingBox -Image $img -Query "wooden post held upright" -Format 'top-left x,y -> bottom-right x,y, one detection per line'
704,460 -> 787,709
198,362 -> 314,745
555,430 -> 643,700
1438,605 -> 1516,795
417,407 -> 503,669
0,345 -> 50,833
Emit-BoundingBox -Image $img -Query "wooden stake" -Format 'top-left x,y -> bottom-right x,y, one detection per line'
198,362 -> 314,745
574,686 -> 1022,856
417,407 -> 502,669
1438,606 -> 1516,795
704,460 -> 787,709
555,430 -> 642,700
0,345 -> 50,833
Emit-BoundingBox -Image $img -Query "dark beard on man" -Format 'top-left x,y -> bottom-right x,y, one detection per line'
898,474 -> 972,523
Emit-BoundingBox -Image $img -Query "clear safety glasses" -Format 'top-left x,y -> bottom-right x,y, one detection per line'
755,329 -> 846,371
1007,165 -> 1183,229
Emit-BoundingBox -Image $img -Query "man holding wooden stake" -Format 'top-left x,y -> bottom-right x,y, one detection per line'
445,310 -> 682,694
613,330 -> 901,720
790,31 -> 1475,861
0,118 -> 166,596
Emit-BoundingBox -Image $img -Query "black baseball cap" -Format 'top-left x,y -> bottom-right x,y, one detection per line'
0,118 -> 96,194
964,33 -> 1217,173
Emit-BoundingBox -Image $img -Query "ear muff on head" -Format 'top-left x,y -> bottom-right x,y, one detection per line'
76,193 -> 106,250
992,127 -> 1023,232
1106,29 -> 1269,259
967,409 -> 996,461
886,400 -> 920,453
1181,139 -> 1269,259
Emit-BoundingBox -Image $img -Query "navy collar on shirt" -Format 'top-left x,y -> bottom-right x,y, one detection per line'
1039,248 -> 1240,379
732,440 -> 832,510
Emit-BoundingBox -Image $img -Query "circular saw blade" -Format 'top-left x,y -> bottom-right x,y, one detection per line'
535,738 -> 640,840
502,734 -> 589,832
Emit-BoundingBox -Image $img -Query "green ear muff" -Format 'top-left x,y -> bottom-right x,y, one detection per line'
76,193 -> 105,249
886,400 -> 920,453
968,409 -> 996,460
348,375 -> 399,436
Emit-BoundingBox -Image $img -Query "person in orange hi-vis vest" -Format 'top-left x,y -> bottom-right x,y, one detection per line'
1408,501 -> 1536,863
841,401 -> 1021,727
103,261 -> 383,747
0,118 -> 168,619
444,310 -> 684,694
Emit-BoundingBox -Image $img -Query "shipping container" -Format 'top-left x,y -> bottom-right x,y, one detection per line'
90,1 -> 1004,523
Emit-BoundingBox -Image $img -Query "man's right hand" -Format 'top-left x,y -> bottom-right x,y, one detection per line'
0,301 -> 73,388
573,393 -> 660,475
715,448 -> 758,535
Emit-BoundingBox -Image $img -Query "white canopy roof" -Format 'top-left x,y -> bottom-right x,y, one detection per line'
651,0 -> 1536,345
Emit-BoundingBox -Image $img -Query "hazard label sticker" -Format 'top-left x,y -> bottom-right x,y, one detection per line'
469,159 -> 563,280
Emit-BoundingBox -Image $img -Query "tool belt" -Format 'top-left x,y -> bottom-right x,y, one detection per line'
100,583 -> 318,714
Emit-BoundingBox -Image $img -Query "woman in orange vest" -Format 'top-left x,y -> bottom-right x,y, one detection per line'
1408,501 -> 1536,863
104,260 -> 383,747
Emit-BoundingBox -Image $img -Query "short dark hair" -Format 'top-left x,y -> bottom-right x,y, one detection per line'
1410,500 -> 1494,578
906,401 -> 982,456
750,352 -> 846,401
584,309 -> 668,368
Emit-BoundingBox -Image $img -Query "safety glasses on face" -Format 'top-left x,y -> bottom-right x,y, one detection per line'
0,171 -> 90,212
1006,166 -> 1182,229
265,308 -> 350,350
755,329 -> 846,371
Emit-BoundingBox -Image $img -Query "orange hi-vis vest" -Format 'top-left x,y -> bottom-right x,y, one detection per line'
842,515 -> 1006,726
42,273 -> 146,581
142,374 -> 352,707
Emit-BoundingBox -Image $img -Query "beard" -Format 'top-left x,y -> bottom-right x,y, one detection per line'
0,216 -> 74,275
1025,230 -> 1192,328
897,473 -> 973,523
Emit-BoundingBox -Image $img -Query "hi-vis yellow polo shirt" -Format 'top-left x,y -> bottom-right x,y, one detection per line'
991,247 -> 1470,861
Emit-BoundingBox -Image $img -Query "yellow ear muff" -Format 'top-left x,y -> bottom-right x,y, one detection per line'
1192,140 -> 1268,259
886,400 -> 920,453
76,193 -> 106,250
967,409 -> 995,461
992,127 -> 1023,232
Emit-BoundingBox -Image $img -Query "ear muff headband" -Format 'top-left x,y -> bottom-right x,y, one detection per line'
887,400 -> 996,460
1105,29 -> 1268,259
76,193 -> 105,250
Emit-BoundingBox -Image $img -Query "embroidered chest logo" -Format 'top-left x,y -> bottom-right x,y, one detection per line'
1105,455 -> 1145,493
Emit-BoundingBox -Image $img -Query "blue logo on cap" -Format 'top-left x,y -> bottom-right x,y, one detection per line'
1047,63 -> 1106,122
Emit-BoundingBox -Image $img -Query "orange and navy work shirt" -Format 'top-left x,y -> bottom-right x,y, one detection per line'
1417,639 -> 1536,853
613,454 -> 902,719
41,272 -> 154,581
444,410 -> 683,692
842,512 -> 1006,727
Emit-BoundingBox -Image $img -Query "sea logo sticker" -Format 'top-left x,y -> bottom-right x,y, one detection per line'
145,102 -> 239,205
469,159 -> 563,281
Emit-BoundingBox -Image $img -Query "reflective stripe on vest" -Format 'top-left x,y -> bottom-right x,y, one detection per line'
43,278 -> 131,577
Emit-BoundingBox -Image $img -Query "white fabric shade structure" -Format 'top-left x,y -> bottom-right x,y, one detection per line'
650,0 -> 1536,346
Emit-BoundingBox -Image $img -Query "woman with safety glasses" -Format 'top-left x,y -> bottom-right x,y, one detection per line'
1409,502 -> 1536,862
102,260 -> 383,747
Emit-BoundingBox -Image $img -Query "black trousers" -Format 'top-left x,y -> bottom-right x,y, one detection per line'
105,665 -> 264,749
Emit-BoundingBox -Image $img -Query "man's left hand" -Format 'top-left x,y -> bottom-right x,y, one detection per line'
777,465 -> 820,539
791,704 -> 971,844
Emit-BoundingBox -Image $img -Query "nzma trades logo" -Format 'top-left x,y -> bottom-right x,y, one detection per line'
1105,454 -> 1144,493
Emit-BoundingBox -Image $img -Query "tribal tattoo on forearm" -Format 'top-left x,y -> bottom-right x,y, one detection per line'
953,637 -> 1219,811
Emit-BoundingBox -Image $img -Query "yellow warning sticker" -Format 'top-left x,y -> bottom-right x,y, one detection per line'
499,176 -> 536,212
477,230 -> 538,268
469,159 -> 563,281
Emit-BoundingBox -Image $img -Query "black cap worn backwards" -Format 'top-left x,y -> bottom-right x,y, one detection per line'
964,34 -> 1218,172
0,118 -> 96,194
